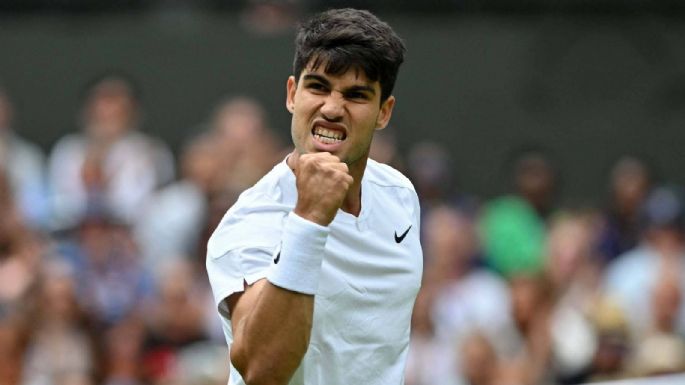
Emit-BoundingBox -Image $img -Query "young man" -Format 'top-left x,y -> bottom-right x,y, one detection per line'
207,8 -> 423,385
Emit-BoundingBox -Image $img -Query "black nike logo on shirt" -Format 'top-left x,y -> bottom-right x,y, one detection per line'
273,251 -> 280,264
395,225 -> 412,243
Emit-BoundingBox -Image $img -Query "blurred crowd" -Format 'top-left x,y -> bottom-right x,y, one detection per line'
0,75 -> 285,385
405,149 -> 685,384
1,73 -> 684,385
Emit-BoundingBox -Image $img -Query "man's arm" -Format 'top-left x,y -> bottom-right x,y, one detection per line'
228,280 -> 314,385
227,152 -> 352,385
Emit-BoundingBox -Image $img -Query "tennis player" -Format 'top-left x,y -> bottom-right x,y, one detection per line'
206,8 -> 423,385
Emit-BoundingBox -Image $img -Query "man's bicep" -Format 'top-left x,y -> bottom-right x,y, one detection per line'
227,279 -> 268,335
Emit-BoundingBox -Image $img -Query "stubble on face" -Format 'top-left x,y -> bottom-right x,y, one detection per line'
287,64 -> 393,176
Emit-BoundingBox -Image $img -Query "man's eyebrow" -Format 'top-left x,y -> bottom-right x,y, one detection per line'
302,74 -> 331,86
345,84 -> 376,95
302,73 -> 376,95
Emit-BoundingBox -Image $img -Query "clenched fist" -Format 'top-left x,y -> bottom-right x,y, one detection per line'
290,152 -> 353,226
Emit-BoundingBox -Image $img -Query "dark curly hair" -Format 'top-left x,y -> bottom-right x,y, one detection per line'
293,8 -> 406,102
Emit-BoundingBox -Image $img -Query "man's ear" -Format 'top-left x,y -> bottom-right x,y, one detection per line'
286,76 -> 297,113
375,95 -> 396,131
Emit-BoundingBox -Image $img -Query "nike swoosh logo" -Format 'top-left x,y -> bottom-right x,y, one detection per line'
395,225 -> 412,243
273,251 -> 281,264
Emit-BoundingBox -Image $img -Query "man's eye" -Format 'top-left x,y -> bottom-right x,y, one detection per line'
307,83 -> 327,92
346,92 -> 369,100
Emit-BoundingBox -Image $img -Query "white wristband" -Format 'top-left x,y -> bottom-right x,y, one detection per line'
267,212 -> 330,295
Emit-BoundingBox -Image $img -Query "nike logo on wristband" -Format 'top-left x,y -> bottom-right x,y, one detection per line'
274,251 -> 281,264
395,225 -> 412,243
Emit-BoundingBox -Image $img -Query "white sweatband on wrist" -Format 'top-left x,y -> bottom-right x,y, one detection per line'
267,211 -> 330,295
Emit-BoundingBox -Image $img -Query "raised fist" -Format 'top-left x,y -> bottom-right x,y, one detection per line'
290,152 -> 353,226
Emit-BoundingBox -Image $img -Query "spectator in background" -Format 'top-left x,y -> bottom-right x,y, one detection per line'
0,169 -> 43,313
171,342 -> 230,385
141,260 -> 211,384
649,272 -> 682,339
239,0 -> 300,35
544,212 -> 604,384
629,271 -> 685,377
49,74 -> 174,230
426,206 -> 511,346
497,274 -> 554,385
478,147 -> 555,277
134,134 -> 217,272
407,141 -> 452,207
406,141 -> 478,216
0,171 -> 43,383
405,287 -> 454,385
597,156 -> 651,263
210,96 -> 283,192
587,299 -> 631,382
459,332 -> 498,385
56,211 -> 153,328
101,317 -> 146,385
479,196 -> 546,278
22,260 -> 100,385
632,333 -> 685,377
0,86 -> 50,230
510,147 -> 557,220
0,310 -> 28,385
407,205 -> 511,385
604,186 -> 685,339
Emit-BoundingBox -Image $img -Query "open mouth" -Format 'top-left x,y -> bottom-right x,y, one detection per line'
312,126 -> 347,144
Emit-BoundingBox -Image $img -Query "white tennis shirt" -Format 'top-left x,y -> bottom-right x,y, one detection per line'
206,158 -> 423,385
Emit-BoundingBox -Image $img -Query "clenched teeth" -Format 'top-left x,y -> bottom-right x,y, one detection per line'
312,127 -> 346,143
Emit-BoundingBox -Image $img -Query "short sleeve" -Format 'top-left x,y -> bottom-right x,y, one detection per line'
206,246 -> 276,319
205,192 -> 290,319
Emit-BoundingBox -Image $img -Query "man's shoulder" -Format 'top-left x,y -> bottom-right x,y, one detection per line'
365,160 -> 420,219
365,159 -> 416,193
207,161 -> 293,258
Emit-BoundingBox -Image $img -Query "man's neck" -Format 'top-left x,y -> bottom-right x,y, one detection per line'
340,182 -> 362,217
340,156 -> 367,217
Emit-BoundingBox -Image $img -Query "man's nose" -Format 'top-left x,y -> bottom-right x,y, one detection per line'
320,93 -> 344,122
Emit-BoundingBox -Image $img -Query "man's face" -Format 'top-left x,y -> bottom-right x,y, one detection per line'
286,63 -> 395,171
